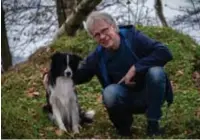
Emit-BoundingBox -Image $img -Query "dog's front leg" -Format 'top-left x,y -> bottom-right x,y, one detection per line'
52,105 -> 67,132
71,100 -> 80,134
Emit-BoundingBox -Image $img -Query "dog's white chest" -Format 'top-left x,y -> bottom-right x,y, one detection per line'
52,77 -> 74,96
49,77 -> 80,133
49,77 -> 77,106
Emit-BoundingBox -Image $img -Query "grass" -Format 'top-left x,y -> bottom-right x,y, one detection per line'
1,26 -> 200,139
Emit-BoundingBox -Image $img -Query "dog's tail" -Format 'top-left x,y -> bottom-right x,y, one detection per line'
79,109 -> 95,125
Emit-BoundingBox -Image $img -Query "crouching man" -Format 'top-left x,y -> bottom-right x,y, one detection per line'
44,11 -> 173,137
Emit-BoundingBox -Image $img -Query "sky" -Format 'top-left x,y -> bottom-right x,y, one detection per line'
3,0 -> 200,65
102,0 -> 199,41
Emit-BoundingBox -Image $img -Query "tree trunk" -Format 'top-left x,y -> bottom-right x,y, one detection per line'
154,0 -> 168,27
53,0 -> 101,41
56,0 -> 66,27
1,6 -> 12,72
56,0 -> 77,27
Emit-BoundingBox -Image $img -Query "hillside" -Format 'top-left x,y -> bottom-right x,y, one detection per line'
2,26 -> 200,139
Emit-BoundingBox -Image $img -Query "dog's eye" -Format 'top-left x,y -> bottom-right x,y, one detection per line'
63,58 -> 68,65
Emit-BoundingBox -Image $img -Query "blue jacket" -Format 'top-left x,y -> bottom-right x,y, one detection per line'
74,25 -> 173,106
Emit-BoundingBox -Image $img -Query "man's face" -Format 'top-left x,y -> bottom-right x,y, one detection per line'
90,19 -> 119,49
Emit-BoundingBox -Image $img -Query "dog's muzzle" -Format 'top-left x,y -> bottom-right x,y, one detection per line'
64,71 -> 72,78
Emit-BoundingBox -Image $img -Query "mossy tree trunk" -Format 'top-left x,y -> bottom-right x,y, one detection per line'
53,0 -> 101,41
56,0 -> 79,27
1,6 -> 12,72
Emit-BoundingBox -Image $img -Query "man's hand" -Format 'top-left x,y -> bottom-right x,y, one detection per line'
118,65 -> 136,85
43,73 -> 49,90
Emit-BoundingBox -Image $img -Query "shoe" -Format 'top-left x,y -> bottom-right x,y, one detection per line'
147,120 -> 165,137
117,128 -> 132,136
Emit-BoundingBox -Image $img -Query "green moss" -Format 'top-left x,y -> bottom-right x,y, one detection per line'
2,26 -> 200,138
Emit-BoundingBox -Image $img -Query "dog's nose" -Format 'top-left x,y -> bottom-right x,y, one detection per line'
66,71 -> 71,77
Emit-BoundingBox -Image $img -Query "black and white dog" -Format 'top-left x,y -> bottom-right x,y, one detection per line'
44,52 -> 95,134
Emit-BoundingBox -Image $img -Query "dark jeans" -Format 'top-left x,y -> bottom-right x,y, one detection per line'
102,67 -> 166,130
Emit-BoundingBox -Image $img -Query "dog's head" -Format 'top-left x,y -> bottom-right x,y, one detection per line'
50,52 -> 82,78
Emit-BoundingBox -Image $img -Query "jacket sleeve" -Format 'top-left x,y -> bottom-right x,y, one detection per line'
134,29 -> 173,73
73,50 -> 98,85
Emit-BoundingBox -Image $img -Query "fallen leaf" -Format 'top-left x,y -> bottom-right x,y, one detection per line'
92,135 -> 102,139
46,47 -> 55,53
192,71 -> 200,79
27,87 -> 35,93
40,67 -> 49,74
32,92 -> 40,96
176,70 -> 184,76
170,80 -> 178,91
184,130 -> 188,134
55,129 -> 64,136
27,92 -> 34,98
26,87 -> 39,98
192,71 -> 200,89
46,47 -> 51,52
195,107 -> 200,119
32,82 -> 37,86
39,133 -> 45,137
45,126 -> 55,131
97,95 -> 102,103
192,44 -> 197,48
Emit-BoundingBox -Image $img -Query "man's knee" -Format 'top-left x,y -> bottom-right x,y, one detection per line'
102,84 -> 122,108
146,67 -> 166,84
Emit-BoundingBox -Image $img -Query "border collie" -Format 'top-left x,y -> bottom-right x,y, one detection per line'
44,52 -> 95,134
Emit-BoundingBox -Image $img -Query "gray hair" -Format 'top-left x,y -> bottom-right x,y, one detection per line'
84,11 -> 119,36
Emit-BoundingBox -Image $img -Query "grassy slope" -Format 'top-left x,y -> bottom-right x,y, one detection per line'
2,26 -> 200,139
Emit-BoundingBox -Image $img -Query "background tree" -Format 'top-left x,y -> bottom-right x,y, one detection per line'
1,5 -> 12,71
154,0 -> 168,27
53,0 -> 102,39
96,0 -> 157,26
56,0 -> 81,27
170,0 -> 200,28
166,0 -> 200,41
56,0 -> 67,27
2,0 -> 58,64
2,0 -> 199,67
2,0 -> 102,64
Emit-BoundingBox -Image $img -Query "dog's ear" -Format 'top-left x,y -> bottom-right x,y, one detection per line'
72,54 -> 82,63
50,51 -> 61,60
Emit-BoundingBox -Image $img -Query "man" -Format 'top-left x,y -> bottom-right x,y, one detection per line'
44,11 -> 173,136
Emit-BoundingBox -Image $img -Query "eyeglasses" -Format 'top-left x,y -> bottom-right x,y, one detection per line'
93,27 -> 110,40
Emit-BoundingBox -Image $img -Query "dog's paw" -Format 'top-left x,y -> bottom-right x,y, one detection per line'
59,126 -> 67,132
78,124 -> 82,129
72,125 -> 80,134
